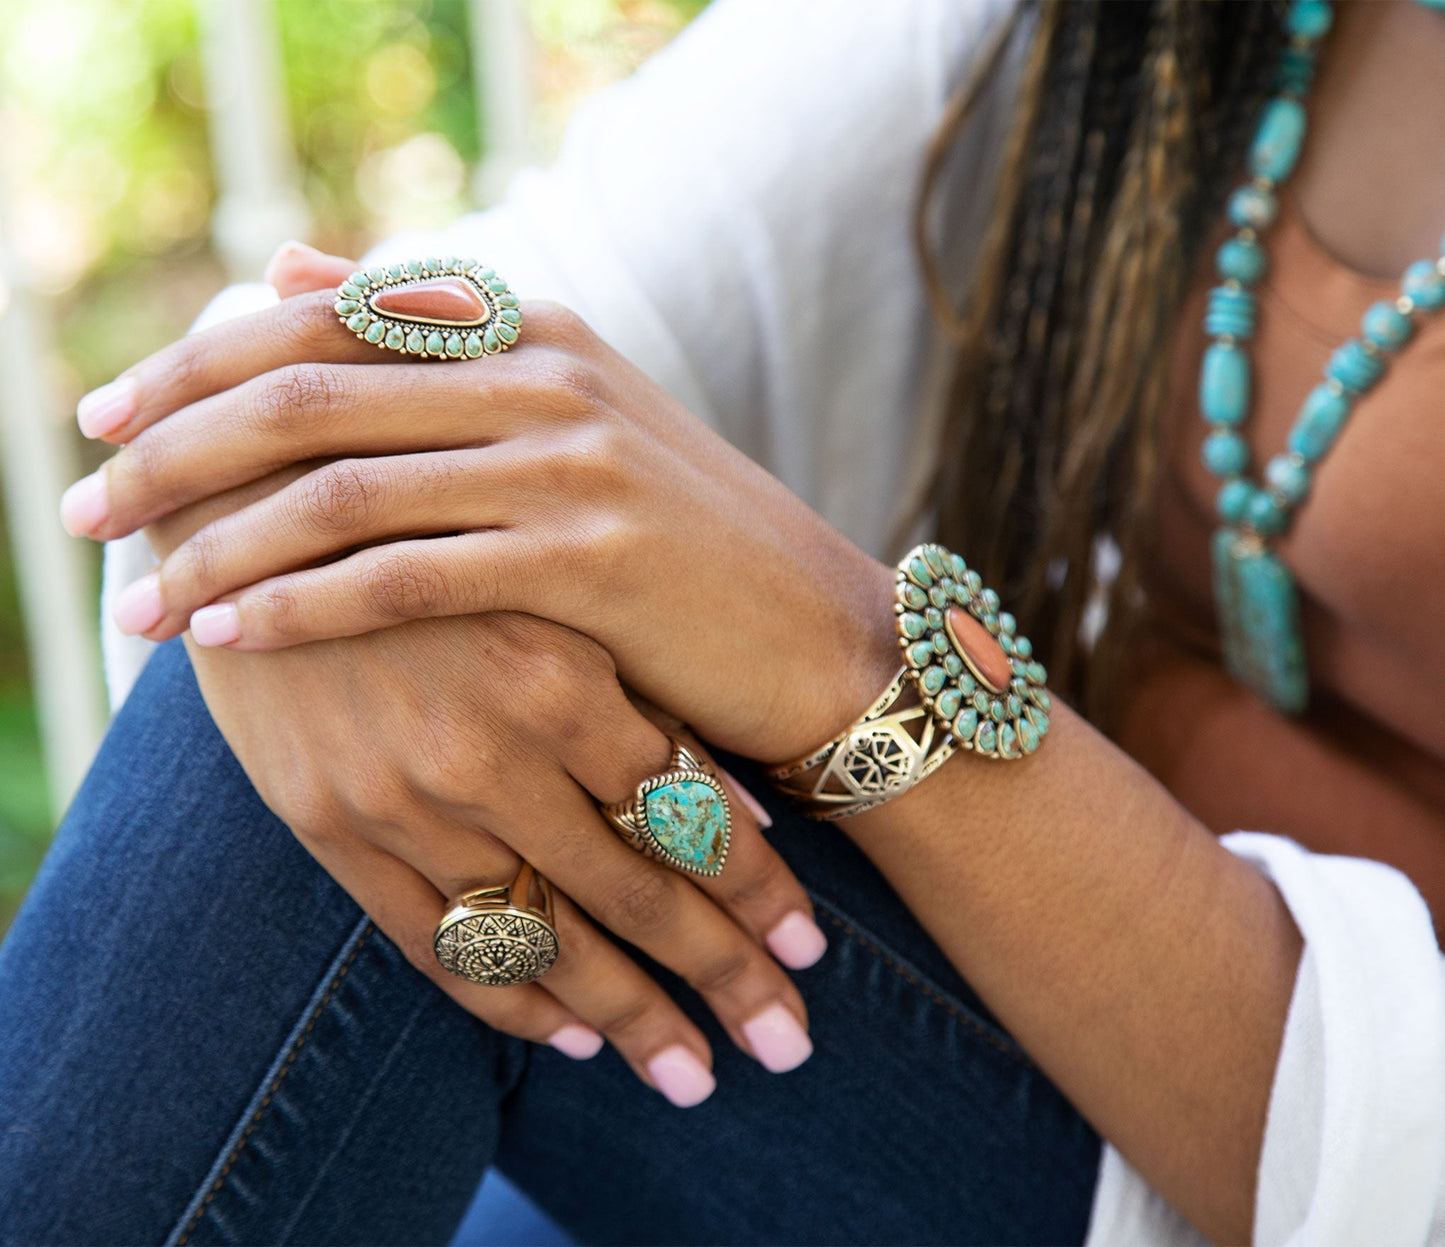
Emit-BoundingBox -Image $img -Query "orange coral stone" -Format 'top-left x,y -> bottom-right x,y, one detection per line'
371,277 -> 489,325
944,606 -> 1012,693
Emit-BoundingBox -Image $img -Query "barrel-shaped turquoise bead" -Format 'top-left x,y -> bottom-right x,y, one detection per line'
1249,99 -> 1307,182
1205,287 -> 1256,339
1216,238 -> 1266,286
1361,301 -> 1412,351
1227,185 -> 1277,231
1265,453 -> 1311,503
1202,431 -> 1250,476
1216,478 -> 1256,524
1274,47 -> 1317,96
1199,343 -> 1251,426
1286,0 -> 1333,38
1325,339 -> 1384,393
1403,260 -> 1445,310
1247,491 -> 1286,535
1287,384 -> 1350,462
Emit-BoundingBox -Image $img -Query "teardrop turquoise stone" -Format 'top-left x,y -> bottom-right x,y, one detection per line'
643,780 -> 728,874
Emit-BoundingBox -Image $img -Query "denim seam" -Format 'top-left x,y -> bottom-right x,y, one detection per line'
811,897 -> 1032,1070
170,919 -> 375,1246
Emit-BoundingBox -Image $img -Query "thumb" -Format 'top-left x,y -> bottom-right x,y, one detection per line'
263,241 -> 357,299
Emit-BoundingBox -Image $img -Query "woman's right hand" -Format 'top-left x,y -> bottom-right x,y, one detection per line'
147,481 -> 826,1107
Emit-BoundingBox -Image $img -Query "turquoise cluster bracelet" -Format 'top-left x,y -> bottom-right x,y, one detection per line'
894,543 -> 1050,760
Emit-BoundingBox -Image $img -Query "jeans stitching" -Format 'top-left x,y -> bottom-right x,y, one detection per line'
812,900 -> 1032,1070
174,922 -> 374,1246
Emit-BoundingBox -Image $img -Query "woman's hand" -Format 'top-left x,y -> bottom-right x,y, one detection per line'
126,469 -> 830,1107
66,253 -> 899,763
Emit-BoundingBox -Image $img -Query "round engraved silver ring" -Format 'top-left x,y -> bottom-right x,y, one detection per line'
433,862 -> 558,987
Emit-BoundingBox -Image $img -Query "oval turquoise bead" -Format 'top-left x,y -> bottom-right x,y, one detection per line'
1025,662 -> 1047,685
923,547 -> 947,577
500,308 -> 522,327
1361,301 -> 1412,351
333,299 -> 361,315
1265,453 -> 1310,503
405,329 -> 425,353
1018,718 -> 1041,753
929,585 -> 949,608
1216,237 -> 1266,286
1286,0 -> 1332,38
998,612 -> 1016,636
1325,339 -> 1383,394
943,653 -> 964,677
496,323 -> 519,345
1199,343 -> 1251,426
1288,384 -> 1351,461
901,584 -> 927,609
1274,46 -> 1316,96
345,312 -> 371,334
1204,286 -> 1256,339
364,321 -> 387,343
1246,491 -> 1287,535
907,556 -> 933,586
931,632 -> 951,655
1014,636 -> 1033,660
997,724 -> 1019,759
949,553 -> 968,580
937,688 -> 963,719
385,326 -> 404,349
1402,260 -> 1445,311
1249,98 -> 1307,182
1202,430 -> 1250,477
1227,184 -> 1277,231
445,334 -> 464,357
1027,706 -> 1050,737
465,334 -> 484,358
975,722 -> 998,753
337,283 -> 362,299
1216,477 -> 1255,523
406,259 -> 423,275
953,708 -> 979,740
425,331 -> 446,355
900,612 -> 927,639
924,607 -> 943,629
483,328 -> 500,354
921,665 -> 947,694
907,640 -> 934,668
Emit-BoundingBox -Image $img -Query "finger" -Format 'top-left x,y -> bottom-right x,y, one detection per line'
118,451 -> 518,640
559,685 -> 827,972
305,833 -> 600,1058
182,531 -> 538,651
264,242 -> 356,298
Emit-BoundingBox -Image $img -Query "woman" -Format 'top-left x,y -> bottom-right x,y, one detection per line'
5,0 -> 1444,1242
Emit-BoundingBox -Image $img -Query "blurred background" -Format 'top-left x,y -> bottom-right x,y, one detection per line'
0,0 -> 707,930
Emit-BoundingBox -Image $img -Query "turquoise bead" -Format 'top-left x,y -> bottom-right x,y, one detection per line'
483,327 -> 500,354
975,722 -> 998,753
943,653 -> 964,677
997,724 -> 1019,759
345,312 -> 371,334
921,665 -> 947,694
950,553 -> 968,580
500,308 -> 522,327
902,584 -> 927,609
998,612 -> 1016,636
497,293 -> 519,309
1265,453 -> 1310,503
931,631 -> 950,655
1202,430 -> 1249,477
1249,98 -> 1307,182
1199,342 -> 1251,426
972,690 -> 991,715
1026,661 -> 1047,685
937,688 -> 963,719
981,588 -> 1000,613
1274,47 -> 1316,96
900,612 -> 927,639
1361,301 -> 1412,351
907,640 -> 934,668
958,673 -> 976,698
1013,636 -> 1032,660
406,259 -> 423,275
1402,260 -> 1445,310
1018,718 -> 1041,754
1246,491 -> 1286,535
1288,384 -> 1350,462
348,272 -> 369,288
1029,686 -> 1051,713
1216,477 -> 1255,523
338,283 -> 362,299
1286,0 -> 1332,38
366,267 -> 386,284
643,779 -> 728,875
964,570 -> 983,594
1325,339 -> 1383,394
496,323 -> 518,345
954,708 -> 979,740
1204,286 -> 1256,339
333,299 -> 360,315
445,334 -> 464,357
364,320 -> 387,343
387,263 -> 404,278
1216,237 -> 1266,286
1227,184 -> 1277,231
405,329 -> 425,353
923,547 -> 947,577
425,331 -> 446,355
465,334 -> 483,358
907,556 -> 933,586
384,326 -> 404,349
929,585 -> 949,608
924,606 -> 943,629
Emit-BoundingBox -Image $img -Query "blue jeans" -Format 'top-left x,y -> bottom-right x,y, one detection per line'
0,640 -> 1099,1245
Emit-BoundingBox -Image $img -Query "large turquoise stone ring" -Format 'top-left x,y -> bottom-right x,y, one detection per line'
334,257 -> 521,359
601,743 -> 732,878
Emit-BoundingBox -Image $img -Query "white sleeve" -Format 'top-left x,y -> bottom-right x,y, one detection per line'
101,0 -> 1015,710
1086,834 -> 1445,1246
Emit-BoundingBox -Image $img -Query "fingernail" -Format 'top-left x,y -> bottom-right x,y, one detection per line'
76,376 -> 138,439
547,1024 -> 604,1061
717,765 -> 772,828
59,472 -> 109,536
189,603 -> 240,647
766,910 -> 828,970
263,239 -> 320,286
113,572 -> 165,636
646,1046 -> 716,1108
741,1003 -> 813,1074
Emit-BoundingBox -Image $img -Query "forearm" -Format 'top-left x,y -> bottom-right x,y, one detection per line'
843,700 -> 1302,1243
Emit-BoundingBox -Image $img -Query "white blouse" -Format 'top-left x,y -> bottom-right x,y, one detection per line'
101,1 -> 1445,1241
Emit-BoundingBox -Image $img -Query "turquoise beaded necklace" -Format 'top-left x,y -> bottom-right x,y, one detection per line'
1200,0 -> 1445,714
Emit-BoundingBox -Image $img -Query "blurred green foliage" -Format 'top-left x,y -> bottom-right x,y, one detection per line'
0,0 -> 704,926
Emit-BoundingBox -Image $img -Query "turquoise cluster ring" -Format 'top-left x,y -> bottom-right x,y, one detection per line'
601,742 -> 732,878
895,543 -> 1051,760
334,257 -> 521,359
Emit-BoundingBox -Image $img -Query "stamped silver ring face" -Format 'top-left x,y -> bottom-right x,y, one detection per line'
333,257 -> 521,359
433,904 -> 559,987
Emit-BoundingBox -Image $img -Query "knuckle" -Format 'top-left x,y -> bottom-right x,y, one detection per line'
526,301 -> 598,354
362,547 -> 443,621
295,459 -> 383,536
687,947 -> 754,997
602,868 -> 677,939
257,363 -> 347,434
290,289 -> 348,354
252,579 -> 303,639
593,994 -> 661,1042
174,523 -> 226,593
720,858 -> 794,915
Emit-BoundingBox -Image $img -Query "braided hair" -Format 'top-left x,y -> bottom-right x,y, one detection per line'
918,0 -> 1287,726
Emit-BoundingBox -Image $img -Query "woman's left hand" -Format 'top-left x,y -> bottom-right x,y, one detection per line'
66,252 -> 897,762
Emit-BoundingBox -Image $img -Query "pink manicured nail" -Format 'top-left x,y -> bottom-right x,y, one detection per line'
766,910 -> 828,971
189,603 -> 241,647
741,1003 -> 813,1074
113,572 -> 165,636
59,472 -> 109,536
76,376 -> 137,439
548,1024 -> 604,1061
646,1046 -> 716,1108
717,765 -> 772,828
262,239 -> 320,286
